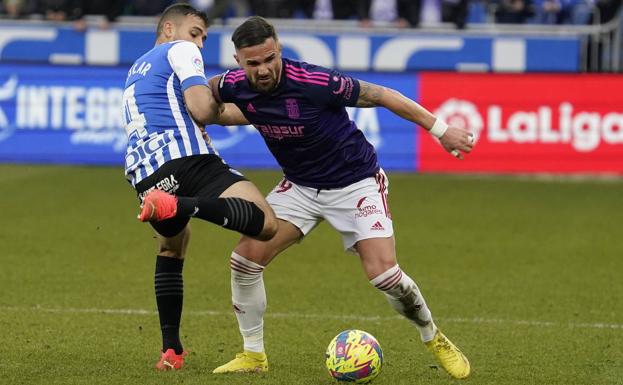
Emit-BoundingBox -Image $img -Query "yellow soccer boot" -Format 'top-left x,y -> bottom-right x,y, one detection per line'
425,330 -> 471,379
213,351 -> 268,374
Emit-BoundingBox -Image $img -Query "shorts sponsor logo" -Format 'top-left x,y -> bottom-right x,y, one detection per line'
138,174 -> 179,202
355,196 -> 383,218
370,221 -> 385,231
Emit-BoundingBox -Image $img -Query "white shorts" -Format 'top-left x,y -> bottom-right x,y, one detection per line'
266,169 -> 393,252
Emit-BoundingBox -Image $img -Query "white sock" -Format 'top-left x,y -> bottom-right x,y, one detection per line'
370,264 -> 437,343
230,252 -> 266,353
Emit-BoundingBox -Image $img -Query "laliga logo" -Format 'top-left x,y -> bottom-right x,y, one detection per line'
433,98 -> 484,142
0,75 -> 18,142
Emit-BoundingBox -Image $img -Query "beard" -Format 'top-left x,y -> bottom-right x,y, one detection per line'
252,72 -> 279,93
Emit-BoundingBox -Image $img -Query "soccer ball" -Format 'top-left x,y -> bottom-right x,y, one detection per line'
325,329 -> 383,383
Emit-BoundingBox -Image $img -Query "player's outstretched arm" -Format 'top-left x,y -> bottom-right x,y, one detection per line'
207,75 -> 250,126
215,103 -> 250,126
183,85 -> 220,125
356,80 -> 474,159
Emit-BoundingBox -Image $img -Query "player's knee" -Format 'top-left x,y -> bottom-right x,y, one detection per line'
230,252 -> 264,285
234,238 -> 274,265
158,246 -> 185,259
157,226 -> 189,259
257,212 -> 278,241
247,203 -> 277,241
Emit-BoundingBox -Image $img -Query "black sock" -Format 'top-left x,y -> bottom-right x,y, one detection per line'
177,197 -> 265,237
155,255 -> 184,355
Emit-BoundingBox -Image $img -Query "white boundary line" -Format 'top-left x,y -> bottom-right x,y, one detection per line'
2,305 -> 622,330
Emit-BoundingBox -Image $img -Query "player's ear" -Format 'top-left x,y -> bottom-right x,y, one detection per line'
233,53 -> 240,65
163,20 -> 175,39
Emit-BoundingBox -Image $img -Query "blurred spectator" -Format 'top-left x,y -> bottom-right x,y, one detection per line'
132,0 -> 173,15
358,0 -> 397,27
358,0 -> 422,28
291,0 -> 316,18
331,0 -> 357,19
533,0 -> 561,23
248,0 -> 290,17
557,0 -> 594,24
250,0 -> 316,18
35,0 -> 124,27
313,0 -> 332,18
36,0 -> 70,21
188,0 -> 249,20
441,0 -> 468,28
592,0 -> 622,23
533,0 -> 595,24
312,0 -> 360,20
2,0 -> 29,18
70,0 -> 125,30
494,0 -> 536,23
397,0 -> 421,26
420,0 -> 440,23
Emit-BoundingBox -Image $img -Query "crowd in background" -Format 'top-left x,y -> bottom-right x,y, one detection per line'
0,0 -> 621,29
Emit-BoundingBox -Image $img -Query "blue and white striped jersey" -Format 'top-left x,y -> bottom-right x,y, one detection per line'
122,40 -> 217,186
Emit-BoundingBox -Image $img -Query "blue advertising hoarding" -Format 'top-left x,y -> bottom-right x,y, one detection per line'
0,64 -> 419,171
0,25 -> 580,72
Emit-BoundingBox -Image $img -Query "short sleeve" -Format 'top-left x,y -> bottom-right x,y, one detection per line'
304,66 -> 361,107
216,70 -> 239,103
167,41 -> 207,91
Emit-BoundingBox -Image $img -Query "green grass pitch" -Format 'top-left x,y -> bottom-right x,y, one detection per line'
1,164 -> 622,385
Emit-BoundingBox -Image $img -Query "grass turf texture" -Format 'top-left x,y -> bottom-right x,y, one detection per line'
1,164 -> 621,385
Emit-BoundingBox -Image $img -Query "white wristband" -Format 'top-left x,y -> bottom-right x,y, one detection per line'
429,118 -> 448,138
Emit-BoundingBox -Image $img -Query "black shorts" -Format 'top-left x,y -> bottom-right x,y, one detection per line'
134,154 -> 247,238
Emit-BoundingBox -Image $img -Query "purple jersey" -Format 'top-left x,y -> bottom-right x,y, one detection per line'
217,58 -> 379,189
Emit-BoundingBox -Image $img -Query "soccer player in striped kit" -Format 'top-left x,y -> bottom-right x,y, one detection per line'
199,16 -> 475,379
122,5 -> 278,370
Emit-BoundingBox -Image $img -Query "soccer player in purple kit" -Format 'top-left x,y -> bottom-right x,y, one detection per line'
209,16 -> 474,379
151,15 -> 474,378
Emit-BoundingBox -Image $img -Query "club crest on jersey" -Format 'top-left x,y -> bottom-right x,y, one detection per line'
285,98 -> 300,119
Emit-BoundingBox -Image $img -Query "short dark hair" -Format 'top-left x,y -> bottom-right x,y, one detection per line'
231,16 -> 278,50
156,4 -> 209,36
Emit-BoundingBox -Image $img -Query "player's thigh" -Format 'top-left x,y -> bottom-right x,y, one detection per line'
355,236 -> 397,280
265,178 -> 321,238
156,223 -> 191,259
219,180 -> 275,220
321,170 -> 393,252
233,178 -> 320,266
234,219 -> 303,266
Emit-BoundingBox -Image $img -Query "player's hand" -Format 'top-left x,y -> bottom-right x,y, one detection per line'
439,126 -> 474,160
